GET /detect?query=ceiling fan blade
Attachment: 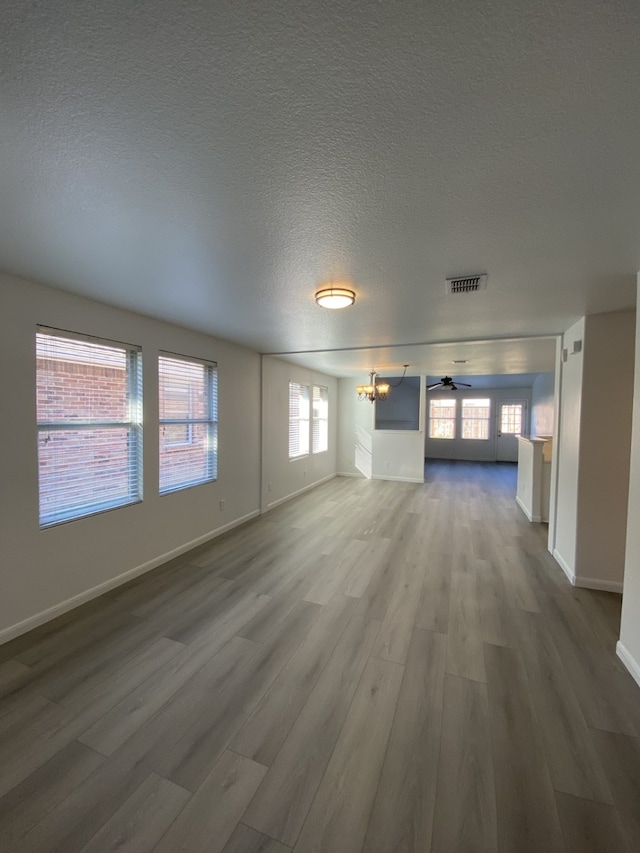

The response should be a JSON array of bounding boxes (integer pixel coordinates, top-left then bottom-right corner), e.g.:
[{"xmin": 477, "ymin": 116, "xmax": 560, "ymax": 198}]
[
  {"xmin": 456, "ymin": 382, "xmax": 473, "ymax": 387},
  {"xmin": 426, "ymin": 382, "xmax": 444, "ymax": 390}
]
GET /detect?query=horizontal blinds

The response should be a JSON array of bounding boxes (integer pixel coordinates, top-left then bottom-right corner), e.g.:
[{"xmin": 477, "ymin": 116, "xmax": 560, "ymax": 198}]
[
  {"xmin": 36, "ymin": 329, "xmax": 142, "ymax": 527},
  {"xmin": 158, "ymin": 354, "xmax": 218, "ymax": 494},
  {"xmin": 289, "ymin": 382, "xmax": 310, "ymax": 458},
  {"xmin": 312, "ymin": 385, "xmax": 328, "ymax": 454}
]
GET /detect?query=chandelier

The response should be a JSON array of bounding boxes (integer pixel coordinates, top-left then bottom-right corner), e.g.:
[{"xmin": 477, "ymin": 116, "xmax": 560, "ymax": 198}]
[
  {"xmin": 356, "ymin": 365, "xmax": 409, "ymax": 402},
  {"xmin": 356, "ymin": 369, "xmax": 390, "ymax": 402}
]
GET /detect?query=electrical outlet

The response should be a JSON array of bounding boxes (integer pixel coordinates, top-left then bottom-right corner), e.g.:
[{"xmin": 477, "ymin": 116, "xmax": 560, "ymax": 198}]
[
  {"xmin": 219, "ymin": 499, "xmax": 225, "ymax": 510},
  {"xmin": 385, "ymin": 461, "xmax": 390, "ymax": 470},
  {"xmin": 303, "ymin": 469, "xmax": 307, "ymax": 478},
  {"xmin": 268, "ymin": 482, "xmax": 272, "ymax": 492}
]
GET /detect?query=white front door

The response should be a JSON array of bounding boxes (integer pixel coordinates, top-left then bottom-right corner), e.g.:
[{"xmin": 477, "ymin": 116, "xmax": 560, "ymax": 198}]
[{"xmin": 496, "ymin": 401, "xmax": 527, "ymax": 462}]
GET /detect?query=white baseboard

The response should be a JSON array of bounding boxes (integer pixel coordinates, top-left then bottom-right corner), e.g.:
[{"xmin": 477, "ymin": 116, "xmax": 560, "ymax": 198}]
[
  {"xmin": 515, "ymin": 495, "xmax": 541, "ymax": 522},
  {"xmin": 336, "ymin": 471, "xmax": 365, "ymax": 478},
  {"xmin": 551, "ymin": 550, "xmax": 623, "ymax": 592},
  {"xmin": 616, "ymin": 641, "xmax": 640, "ymax": 689},
  {"xmin": 574, "ymin": 577, "xmax": 624, "ymax": 593},
  {"xmin": 0, "ymin": 509, "xmax": 260, "ymax": 646},
  {"xmin": 265, "ymin": 473, "xmax": 337, "ymax": 511},
  {"xmin": 371, "ymin": 474, "xmax": 425, "ymax": 483},
  {"xmin": 553, "ymin": 548, "xmax": 576, "ymax": 585}
]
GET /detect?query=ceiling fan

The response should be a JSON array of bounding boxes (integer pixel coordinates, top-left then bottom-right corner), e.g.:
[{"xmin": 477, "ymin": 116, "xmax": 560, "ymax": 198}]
[{"xmin": 427, "ymin": 376, "xmax": 473, "ymax": 391}]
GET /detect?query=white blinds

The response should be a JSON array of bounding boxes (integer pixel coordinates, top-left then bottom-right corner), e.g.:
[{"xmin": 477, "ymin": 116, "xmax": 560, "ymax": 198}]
[
  {"xmin": 312, "ymin": 385, "xmax": 328, "ymax": 454},
  {"xmin": 158, "ymin": 354, "xmax": 218, "ymax": 494},
  {"xmin": 289, "ymin": 382, "xmax": 310, "ymax": 458},
  {"xmin": 36, "ymin": 328, "xmax": 143, "ymax": 527}
]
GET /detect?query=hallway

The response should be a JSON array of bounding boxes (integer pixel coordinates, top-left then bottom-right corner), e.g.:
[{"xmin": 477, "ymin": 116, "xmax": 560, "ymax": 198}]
[{"xmin": 0, "ymin": 462, "xmax": 639, "ymax": 852}]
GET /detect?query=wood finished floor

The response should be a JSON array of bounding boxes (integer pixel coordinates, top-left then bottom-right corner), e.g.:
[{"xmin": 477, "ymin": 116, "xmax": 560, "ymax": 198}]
[{"xmin": 1, "ymin": 460, "xmax": 639, "ymax": 852}]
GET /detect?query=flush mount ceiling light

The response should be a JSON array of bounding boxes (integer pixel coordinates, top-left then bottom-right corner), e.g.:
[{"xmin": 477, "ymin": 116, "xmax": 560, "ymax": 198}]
[{"xmin": 314, "ymin": 287, "xmax": 356, "ymax": 309}]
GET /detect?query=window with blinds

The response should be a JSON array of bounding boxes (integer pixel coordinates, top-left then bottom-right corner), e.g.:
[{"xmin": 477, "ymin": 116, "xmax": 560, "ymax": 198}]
[
  {"xmin": 462, "ymin": 398, "xmax": 491, "ymax": 439},
  {"xmin": 159, "ymin": 354, "xmax": 218, "ymax": 494},
  {"xmin": 36, "ymin": 327, "xmax": 143, "ymax": 528},
  {"xmin": 429, "ymin": 399, "xmax": 456, "ymax": 439},
  {"xmin": 312, "ymin": 385, "xmax": 329, "ymax": 454},
  {"xmin": 289, "ymin": 382, "xmax": 310, "ymax": 458}
]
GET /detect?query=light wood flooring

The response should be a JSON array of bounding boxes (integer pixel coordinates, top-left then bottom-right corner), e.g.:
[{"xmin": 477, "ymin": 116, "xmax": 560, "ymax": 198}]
[{"xmin": 1, "ymin": 460, "xmax": 640, "ymax": 852}]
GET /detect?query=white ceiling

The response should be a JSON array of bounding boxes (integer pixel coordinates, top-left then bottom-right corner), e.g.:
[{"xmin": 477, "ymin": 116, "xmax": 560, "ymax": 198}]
[
  {"xmin": 276, "ymin": 335, "xmax": 557, "ymax": 379},
  {"xmin": 1, "ymin": 1, "xmax": 639, "ymax": 376}
]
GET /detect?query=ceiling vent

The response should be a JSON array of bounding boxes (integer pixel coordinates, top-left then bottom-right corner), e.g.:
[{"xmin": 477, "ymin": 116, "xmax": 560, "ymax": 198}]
[{"xmin": 446, "ymin": 274, "xmax": 487, "ymax": 294}]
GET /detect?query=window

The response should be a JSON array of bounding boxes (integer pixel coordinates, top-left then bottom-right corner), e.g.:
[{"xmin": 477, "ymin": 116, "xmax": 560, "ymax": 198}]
[
  {"xmin": 312, "ymin": 385, "xmax": 329, "ymax": 453},
  {"xmin": 429, "ymin": 399, "xmax": 456, "ymax": 439},
  {"xmin": 159, "ymin": 354, "xmax": 218, "ymax": 494},
  {"xmin": 289, "ymin": 382, "xmax": 310, "ymax": 458},
  {"xmin": 36, "ymin": 328, "xmax": 142, "ymax": 527},
  {"xmin": 500, "ymin": 403, "xmax": 524, "ymax": 435},
  {"xmin": 462, "ymin": 398, "xmax": 491, "ymax": 439}
]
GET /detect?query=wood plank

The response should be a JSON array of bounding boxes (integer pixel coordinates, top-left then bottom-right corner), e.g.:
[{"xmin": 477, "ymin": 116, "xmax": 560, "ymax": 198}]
[
  {"xmin": 540, "ymin": 590, "xmax": 640, "ymax": 736},
  {"xmin": 292, "ymin": 655, "xmax": 404, "ymax": 853},
  {"xmin": 555, "ymin": 791, "xmax": 630, "ymax": 853},
  {"xmin": 339, "ymin": 537, "xmax": 392, "ymax": 598},
  {"xmin": 60, "ymin": 636, "xmax": 183, "ymax": 712},
  {"xmin": 0, "ymin": 696, "xmax": 99, "ymax": 800},
  {"xmin": 430, "ymin": 675, "xmax": 497, "ymax": 853},
  {"xmin": 238, "ymin": 562, "xmax": 322, "ymax": 643},
  {"xmin": 415, "ymin": 554, "xmax": 451, "ymax": 635},
  {"xmin": 303, "ymin": 539, "xmax": 368, "ymax": 605},
  {"xmin": 495, "ymin": 544, "xmax": 540, "ymax": 613},
  {"xmin": 445, "ymin": 570, "xmax": 486, "ymax": 683},
  {"xmin": 484, "ymin": 642, "xmax": 565, "ymax": 853},
  {"xmin": 363, "ymin": 628, "xmax": 446, "ymax": 853},
  {"xmin": 153, "ymin": 751, "xmax": 266, "ymax": 853},
  {"xmin": 78, "ymin": 630, "xmax": 261, "ymax": 756},
  {"xmin": 475, "ymin": 558, "xmax": 517, "ymax": 648},
  {"xmin": 0, "ymin": 659, "xmax": 33, "ymax": 700},
  {"xmin": 371, "ymin": 556, "xmax": 424, "ymax": 664},
  {"xmin": 222, "ymin": 824, "xmax": 291, "ymax": 853},
  {"xmin": 242, "ymin": 617, "xmax": 380, "ymax": 847},
  {"xmin": 17, "ymin": 751, "xmax": 152, "ymax": 852},
  {"xmin": 591, "ymin": 729, "xmax": 640, "ymax": 851},
  {"xmin": 0, "ymin": 740, "xmax": 104, "ymax": 849},
  {"xmin": 231, "ymin": 594, "xmax": 356, "ymax": 765},
  {"xmin": 80, "ymin": 772, "xmax": 190, "ymax": 853},
  {"xmin": 514, "ymin": 610, "xmax": 613, "ymax": 803},
  {"xmin": 102, "ymin": 635, "xmax": 259, "ymax": 771},
  {"xmin": 156, "ymin": 600, "xmax": 322, "ymax": 792}
]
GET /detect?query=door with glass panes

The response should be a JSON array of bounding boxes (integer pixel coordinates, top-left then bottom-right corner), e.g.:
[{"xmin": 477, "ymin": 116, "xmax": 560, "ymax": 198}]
[{"xmin": 496, "ymin": 401, "xmax": 527, "ymax": 461}]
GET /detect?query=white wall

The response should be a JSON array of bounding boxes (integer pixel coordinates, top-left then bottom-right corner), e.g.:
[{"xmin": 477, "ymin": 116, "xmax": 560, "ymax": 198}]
[
  {"xmin": 424, "ymin": 387, "xmax": 532, "ymax": 461},
  {"xmin": 261, "ymin": 356, "xmax": 338, "ymax": 510},
  {"xmin": 0, "ymin": 273, "xmax": 262, "ymax": 641},
  {"xmin": 337, "ymin": 378, "xmax": 375, "ymax": 477},
  {"xmin": 553, "ymin": 318, "xmax": 585, "ymax": 578},
  {"xmin": 531, "ymin": 372, "xmax": 555, "ymax": 435},
  {"xmin": 337, "ymin": 377, "xmax": 425, "ymax": 482},
  {"xmin": 575, "ymin": 311, "xmax": 635, "ymax": 589},
  {"xmin": 620, "ymin": 278, "xmax": 640, "ymax": 686},
  {"xmin": 553, "ymin": 312, "xmax": 635, "ymax": 591}
]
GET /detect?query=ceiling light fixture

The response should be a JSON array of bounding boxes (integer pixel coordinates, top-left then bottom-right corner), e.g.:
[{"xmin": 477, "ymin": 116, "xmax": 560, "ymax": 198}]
[
  {"xmin": 315, "ymin": 287, "xmax": 356, "ymax": 309},
  {"xmin": 356, "ymin": 365, "xmax": 409, "ymax": 403}
]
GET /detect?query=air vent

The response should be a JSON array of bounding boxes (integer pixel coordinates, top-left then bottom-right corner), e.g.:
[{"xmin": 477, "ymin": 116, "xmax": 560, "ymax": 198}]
[{"xmin": 446, "ymin": 274, "xmax": 487, "ymax": 294}]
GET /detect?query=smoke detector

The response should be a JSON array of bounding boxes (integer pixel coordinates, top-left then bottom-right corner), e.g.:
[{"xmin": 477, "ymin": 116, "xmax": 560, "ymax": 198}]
[{"xmin": 445, "ymin": 274, "xmax": 487, "ymax": 294}]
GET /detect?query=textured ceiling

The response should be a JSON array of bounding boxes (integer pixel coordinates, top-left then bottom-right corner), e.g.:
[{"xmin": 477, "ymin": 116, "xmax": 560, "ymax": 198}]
[{"xmin": 1, "ymin": 1, "xmax": 639, "ymax": 375}]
